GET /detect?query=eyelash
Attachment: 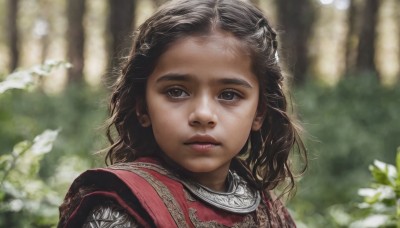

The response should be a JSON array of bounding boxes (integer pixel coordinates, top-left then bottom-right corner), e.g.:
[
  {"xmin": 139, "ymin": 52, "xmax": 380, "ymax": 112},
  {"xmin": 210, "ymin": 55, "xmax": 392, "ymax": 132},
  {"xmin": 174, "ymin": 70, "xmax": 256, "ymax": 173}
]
[
  {"xmin": 164, "ymin": 87, "xmax": 243, "ymax": 102},
  {"xmin": 218, "ymin": 89, "xmax": 243, "ymax": 101},
  {"xmin": 165, "ymin": 87, "xmax": 189, "ymax": 99}
]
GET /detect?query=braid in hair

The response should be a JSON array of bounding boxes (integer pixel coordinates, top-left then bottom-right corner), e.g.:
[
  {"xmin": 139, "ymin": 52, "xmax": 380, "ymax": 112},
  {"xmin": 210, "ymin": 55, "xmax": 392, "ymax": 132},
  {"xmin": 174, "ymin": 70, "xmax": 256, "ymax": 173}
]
[{"xmin": 255, "ymin": 17, "xmax": 278, "ymax": 59}]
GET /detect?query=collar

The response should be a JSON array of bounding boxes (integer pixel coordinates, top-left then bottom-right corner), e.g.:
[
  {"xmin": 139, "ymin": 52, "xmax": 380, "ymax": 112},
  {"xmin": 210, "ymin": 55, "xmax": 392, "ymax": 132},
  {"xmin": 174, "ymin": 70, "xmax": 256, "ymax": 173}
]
[{"xmin": 112, "ymin": 159, "xmax": 261, "ymax": 214}]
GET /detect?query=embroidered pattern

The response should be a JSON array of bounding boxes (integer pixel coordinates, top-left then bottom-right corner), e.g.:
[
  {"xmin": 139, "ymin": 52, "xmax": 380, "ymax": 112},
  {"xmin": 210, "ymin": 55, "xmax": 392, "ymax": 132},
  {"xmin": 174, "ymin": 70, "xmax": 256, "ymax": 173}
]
[
  {"xmin": 82, "ymin": 201, "xmax": 140, "ymax": 228},
  {"xmin": 108, "ymin": 161, "xmax": 295, "ymax": 227},
  {"xmin": 181, "ymin": 174, "xmax": 260, "ymax": 214},
  {"xmin": 255, "ymin": 201, "xmax": 269, "ymax": 227},
  {"xmin": 188, "ymin": 208, "xmax": 258, "ymax": 228},
  {"xmin": 109, "ymin": 164, "xmax": 189, "ymax": 228},
  {"xmin": 127, "ymin": 162, "xmax": 171, "ymax": 176},
  {"xmin": 183, "ymin": 189, "xmax": 197, "ymax": 202},
  {"xmin": 116, "ymin": 162, "xmax": 261, "ymax": 214}
]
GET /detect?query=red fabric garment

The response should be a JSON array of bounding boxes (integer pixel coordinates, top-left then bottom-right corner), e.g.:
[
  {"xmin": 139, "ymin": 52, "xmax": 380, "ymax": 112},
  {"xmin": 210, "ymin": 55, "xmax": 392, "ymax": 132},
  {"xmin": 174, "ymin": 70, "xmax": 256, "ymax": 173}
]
[{"xmin": 58, "ymin": 157, "xmax": 296, "ymax": 227}]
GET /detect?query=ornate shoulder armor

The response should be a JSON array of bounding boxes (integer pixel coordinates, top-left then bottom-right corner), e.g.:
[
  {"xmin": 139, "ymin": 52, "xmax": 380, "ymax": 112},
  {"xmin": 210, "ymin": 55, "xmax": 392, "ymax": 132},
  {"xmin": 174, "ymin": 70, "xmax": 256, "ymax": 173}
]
[{"xmin": 82, "ymin": 201, "xmax": 140, "ymax": 228}]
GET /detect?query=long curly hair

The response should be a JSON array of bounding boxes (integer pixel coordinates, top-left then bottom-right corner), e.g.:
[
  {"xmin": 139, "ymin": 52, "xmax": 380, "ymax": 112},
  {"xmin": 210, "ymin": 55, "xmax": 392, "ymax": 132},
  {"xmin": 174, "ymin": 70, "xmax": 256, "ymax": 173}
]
[{"xmin": 105, "ymin": 0, "xmax": 307, "ymax": 194}]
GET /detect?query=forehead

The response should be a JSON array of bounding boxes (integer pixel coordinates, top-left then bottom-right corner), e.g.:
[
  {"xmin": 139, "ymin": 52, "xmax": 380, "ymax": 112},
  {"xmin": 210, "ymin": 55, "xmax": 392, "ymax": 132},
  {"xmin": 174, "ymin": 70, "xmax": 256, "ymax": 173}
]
[
  {"xmin": 169, "ymin": 30, "xmax": 250, "ymax": 60},
  {"xmin": 148, "ymin": 30, "xmax": 256, "ymax": 83}
]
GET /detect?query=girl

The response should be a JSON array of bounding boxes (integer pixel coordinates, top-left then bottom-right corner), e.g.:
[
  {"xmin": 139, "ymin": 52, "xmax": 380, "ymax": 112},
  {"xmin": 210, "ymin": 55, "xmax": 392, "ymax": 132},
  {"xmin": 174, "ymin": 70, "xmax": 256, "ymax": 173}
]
[{"xmin": 58, "ymin": 0, "xmax": 307, "ymax": 227}]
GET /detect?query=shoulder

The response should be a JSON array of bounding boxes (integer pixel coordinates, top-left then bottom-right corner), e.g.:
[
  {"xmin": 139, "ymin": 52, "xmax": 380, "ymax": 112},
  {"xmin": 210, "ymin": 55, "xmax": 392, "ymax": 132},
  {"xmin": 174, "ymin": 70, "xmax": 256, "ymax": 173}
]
[
  {"xmin": 58, "ymin": 158, "xmax": 171, "ymax": 228},
  {"xmin": 82, "ymin": 200, "xmax": 141, "ymax": 228},
  {"xmin": 64, "ymin": 157, "xmax": 165, "ymax": 199}
]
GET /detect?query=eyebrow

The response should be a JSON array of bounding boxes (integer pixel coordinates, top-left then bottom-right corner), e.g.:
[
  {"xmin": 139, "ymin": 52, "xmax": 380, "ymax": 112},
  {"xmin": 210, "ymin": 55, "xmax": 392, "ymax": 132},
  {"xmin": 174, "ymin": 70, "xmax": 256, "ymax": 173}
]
[
  {"xmin": 217, "ymin": 78, "xmax": 253, "ymax": 88},
  {"xmin": 155, "ymin": 73, "xmax": 253, "ymax": 88},
  {"xmin": 156, "ymin": 74, "xmax": 190, "ymax": 83}
]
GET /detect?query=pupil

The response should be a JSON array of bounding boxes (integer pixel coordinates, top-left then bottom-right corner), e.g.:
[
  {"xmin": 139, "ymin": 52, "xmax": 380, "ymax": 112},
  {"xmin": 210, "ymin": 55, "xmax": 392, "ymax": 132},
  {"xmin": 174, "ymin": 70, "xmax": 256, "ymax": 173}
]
[
  {"xmin": 222, "ymin": 92, "xmax": 234, "ymax": 100},
  {"xmin": 171, "ymin": 89, "xmax": 182, "ymax": 97}
]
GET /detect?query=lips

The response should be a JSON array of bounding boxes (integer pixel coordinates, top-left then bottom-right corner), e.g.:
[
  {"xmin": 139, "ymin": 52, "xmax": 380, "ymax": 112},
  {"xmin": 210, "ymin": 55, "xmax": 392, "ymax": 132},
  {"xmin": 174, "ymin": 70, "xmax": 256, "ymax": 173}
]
[
  {"xmin": 184, "ymin": 135, "xmax": 221, "ymax": 145},
  {"xmin": 184, "ymin": 135, "xmax": 221, "ymax": 152}
]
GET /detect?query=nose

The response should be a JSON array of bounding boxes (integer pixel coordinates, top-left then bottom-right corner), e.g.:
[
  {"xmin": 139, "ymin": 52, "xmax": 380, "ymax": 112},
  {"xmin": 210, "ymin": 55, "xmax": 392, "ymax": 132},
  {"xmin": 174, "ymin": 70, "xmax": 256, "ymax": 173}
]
[{"xmin": 188, "ymin": 96, "xmax": 217, "ymax": 128}]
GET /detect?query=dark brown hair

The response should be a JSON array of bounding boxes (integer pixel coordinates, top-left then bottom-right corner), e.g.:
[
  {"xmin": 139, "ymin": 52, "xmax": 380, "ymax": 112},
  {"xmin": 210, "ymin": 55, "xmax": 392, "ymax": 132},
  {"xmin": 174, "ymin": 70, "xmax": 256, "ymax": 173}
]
[{"xmin": 106, "ymin": 0, "xmax": 307, "ymax": 194}]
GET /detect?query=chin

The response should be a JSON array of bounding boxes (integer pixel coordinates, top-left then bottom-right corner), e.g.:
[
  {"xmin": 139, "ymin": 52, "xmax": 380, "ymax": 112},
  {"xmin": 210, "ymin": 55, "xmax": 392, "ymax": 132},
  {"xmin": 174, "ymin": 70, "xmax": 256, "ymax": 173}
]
[
  {"xmin": 182, "ymin": 162, "xmax": 219, "ymax": 174},
  {"xmin": 186, "ymin": 167, "xmax": 214, "ymax": 173}
]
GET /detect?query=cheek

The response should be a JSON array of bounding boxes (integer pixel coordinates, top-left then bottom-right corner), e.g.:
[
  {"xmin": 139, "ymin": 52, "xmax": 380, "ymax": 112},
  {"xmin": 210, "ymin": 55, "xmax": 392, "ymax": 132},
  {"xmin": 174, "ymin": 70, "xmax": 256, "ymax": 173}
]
[
  {"xmin": 222, "ymin": 106, "xmax": 257, "ymax": 139},
  {"xmin": 229, "ymin": 98, "xmax": 259, "ymax": 123},
  {"xmin": 147, "ymin": 102, "xmax": 183, "ymax": 135},
  {"xmin": 148, "ymin": 113, "xmax": 177, "ymax": 149}
]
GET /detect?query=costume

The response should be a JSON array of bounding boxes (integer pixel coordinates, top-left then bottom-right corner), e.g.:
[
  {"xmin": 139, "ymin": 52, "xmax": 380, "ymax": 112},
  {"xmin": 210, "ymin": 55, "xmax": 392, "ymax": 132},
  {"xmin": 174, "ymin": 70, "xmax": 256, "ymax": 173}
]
[{"xmin": 58, "ymin": 157, "xmax": 296, "ymax": 227}]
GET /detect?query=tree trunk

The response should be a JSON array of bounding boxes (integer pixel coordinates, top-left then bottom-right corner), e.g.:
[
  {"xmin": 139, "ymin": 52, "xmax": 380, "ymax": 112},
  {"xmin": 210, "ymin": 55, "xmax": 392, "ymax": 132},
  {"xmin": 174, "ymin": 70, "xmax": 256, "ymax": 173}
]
[
  {"xmin": 67, "ymin": 0, "xmax": 86, "ymax": 84},
  {"xmin": 107, "ymin": 0, "xmax": 135, "ymax": 73},
  {"xmin": 275, "ymin": 0, "xmax": 315, "ymax": 85},
  {"xmin": 8, "ymin": 0, "xmax": 19, "ymax": 72},
  {"xmin": 344, "ymin": 0, "xmax": 359, "ymax": 75},
  {"xmin": 38, "ymin": 0, "xmax": 51, "ymax": 63},
  {"xmin": 355, "ymin": 0, "xmax": 381, "ymax": 77},
  {"xmin": 398, "ymin": 1, "xmax": 400, "ymax": 81}
]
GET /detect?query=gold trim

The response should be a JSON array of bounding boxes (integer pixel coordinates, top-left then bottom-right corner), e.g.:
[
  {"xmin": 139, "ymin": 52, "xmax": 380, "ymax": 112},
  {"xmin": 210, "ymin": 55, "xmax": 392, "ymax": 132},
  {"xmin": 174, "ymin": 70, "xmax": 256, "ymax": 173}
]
[
  {"xmin": 109, "ymin": 163, "xmax": 189, "ymax": 228},
  {"xmin": 118, "ymin": 162, "xmax": 261, "ymax": 214},
  {"xmin": 188, "ymin": 208, "xmax": 258, "ymax": 228}
]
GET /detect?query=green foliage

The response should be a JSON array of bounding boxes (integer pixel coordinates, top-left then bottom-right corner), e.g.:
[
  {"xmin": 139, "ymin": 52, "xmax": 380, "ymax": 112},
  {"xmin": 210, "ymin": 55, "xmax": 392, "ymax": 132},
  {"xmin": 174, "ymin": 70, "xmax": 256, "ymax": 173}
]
[
  {"xmin": 350, "ymin": 148, "xmax": 400, "ymax": 227},
  {"xmin": 0, "ymin": 72, "xmax": 108, "ymax": 173},
  {"xmin": 290, "ymin": 76, "xmax": 400, "ymax": 227},
  {"xmin": 0, "ymin": 128, "xmax": 92, "ymax": 227},
  {"xmin": 0, "ymin": 62, "xmax": 100, "ymax": 227},
  {"xmin": 313, "ymin": 148, "xmax": 400, "ymax": 227},
  {"xmin": 0, "ymin": 60, "xmax": 71, "ymax": 93},
  {"xmin": 0, "ymin": 130, "xmax": 60, "ymax": 227}
]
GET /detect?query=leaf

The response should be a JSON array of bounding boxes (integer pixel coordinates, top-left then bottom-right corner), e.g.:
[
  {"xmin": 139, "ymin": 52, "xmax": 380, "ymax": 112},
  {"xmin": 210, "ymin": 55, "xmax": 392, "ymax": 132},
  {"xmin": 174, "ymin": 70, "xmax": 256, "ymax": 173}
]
[
  {"xmin": 358, "ymin": 188, "xmax": 377, "ymax": 198},
  {"xmin": 30, "ymin": 129, "xmax": 60, "ymax": 155},
  {"xmin": 1, "ymin": 181, "xmax": 25, "ymax": 198},
  {"xmin": 0, "ymin": 60, "xmax": 71, "ymax": 94},
  {"xmin": 375, "ymin": 186, "xmax": 396, "ymax": 201},
  {"xmin": 373, "ymin": 160, "xmax": 387, "ymax": 171},
  {"xmin": 30, "ymin": 60, "xmax": 71, "ymax": 77},
  {"xmin": 350, "ymin": 214, "xmax": 389, "ymax": 228},
  {"xmin": 328, "ymin": 204, "xmax": 352, "ymax": 225},
  {"xmin": 12, "ymin": 141, "xmax": 31, "ymax": 157},
  {"xmin": 370, "ymin": 161, "xmax": 393, "ymax": 186},
  {"xmin": 8, "ymin": 199, "xmax": 24, "ymax": 212},
  {"xmin": 364, "ymin": 191, "xmax": 381, "ymax": 204},
  {"xmin": 0, "ymin": 71, "xmax": 34, "ymax": 93},
  {"xmin": 0, "ymin": 154, "xmax": 13, "ymax": 172}
]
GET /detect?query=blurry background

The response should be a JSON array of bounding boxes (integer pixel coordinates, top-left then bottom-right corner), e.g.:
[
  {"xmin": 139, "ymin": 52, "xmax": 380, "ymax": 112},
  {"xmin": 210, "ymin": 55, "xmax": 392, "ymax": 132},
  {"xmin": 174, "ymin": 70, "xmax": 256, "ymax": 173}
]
[{"xmin": 0, "ymin": 0, "xmax": 399, "ymax": 227}]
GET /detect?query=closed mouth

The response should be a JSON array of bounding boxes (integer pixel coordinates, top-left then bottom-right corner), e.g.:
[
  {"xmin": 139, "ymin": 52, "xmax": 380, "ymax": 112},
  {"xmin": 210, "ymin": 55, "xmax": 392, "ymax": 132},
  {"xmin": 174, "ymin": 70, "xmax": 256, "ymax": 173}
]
[{"xmin": 184, "ymin": 135, "xmax": 221, "ymax": 146}]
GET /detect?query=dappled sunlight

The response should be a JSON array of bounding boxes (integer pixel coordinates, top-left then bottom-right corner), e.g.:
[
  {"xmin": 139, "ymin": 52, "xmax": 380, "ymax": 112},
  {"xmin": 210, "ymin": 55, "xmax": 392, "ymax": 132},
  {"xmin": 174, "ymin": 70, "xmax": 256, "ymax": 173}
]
[
  {"xmin": 377, "ymin": 0, "xmax": 400, "ymax": 86},
  {"xmin": 84, "ymin": 1, "xmax": 107, "ymax": 87},
  {"xmin": 3, "ymin": 0, "xmax": 399, "ymax": 88}
]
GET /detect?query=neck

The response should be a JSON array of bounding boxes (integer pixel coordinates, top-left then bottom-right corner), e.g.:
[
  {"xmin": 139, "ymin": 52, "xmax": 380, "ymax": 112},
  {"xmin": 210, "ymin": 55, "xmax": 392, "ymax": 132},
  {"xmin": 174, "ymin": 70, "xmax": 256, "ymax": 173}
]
[
  {"xmin": 159, "ymin": 155, "xmax": 231, "ymax": 192},
  {"xmin": 189, "ymin": 169, "xmax": 229, "ymax": 192}
]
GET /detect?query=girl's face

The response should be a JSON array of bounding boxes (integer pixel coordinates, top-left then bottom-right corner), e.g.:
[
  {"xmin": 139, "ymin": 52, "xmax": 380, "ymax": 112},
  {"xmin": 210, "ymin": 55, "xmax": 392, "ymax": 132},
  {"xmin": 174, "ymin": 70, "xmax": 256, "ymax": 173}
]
[{"xmin": 144, "ymin": 31, "xmax": 263, "ymax": 187}]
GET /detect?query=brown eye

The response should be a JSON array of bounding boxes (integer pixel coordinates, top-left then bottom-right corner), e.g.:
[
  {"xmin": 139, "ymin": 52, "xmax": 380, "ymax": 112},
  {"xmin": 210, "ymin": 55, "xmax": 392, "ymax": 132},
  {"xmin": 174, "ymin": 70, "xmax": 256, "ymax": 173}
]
[
  {"xmin": 219, "ymin": 91, "xmax": 238, "ymax": 100},
  {"xmin": 167, "ymin": 88, "xmax": 189, "ymax": 98}
]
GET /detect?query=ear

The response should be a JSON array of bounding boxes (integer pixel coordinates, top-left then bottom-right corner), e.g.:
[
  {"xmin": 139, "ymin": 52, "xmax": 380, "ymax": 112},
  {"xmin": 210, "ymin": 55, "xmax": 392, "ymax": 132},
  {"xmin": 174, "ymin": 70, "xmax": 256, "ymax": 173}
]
[
  {"xmin": 251, "ymin": 108, "xmax": 266, "ymax": 131},
  {"xmin": 135, "ymin": 98, "xmax": 151, "ymax": 127},
  {"xmin": 138, "ymin": 114, "xmax": 151, "ymax": 127}
]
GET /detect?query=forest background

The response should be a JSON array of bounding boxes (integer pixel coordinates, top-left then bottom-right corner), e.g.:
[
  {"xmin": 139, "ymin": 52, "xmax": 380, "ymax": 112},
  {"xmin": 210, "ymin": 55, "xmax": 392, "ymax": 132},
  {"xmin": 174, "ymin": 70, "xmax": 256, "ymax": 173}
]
[{"xmin": 0, "ymin": 0, "xmax": 399, "ymax": 227}]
